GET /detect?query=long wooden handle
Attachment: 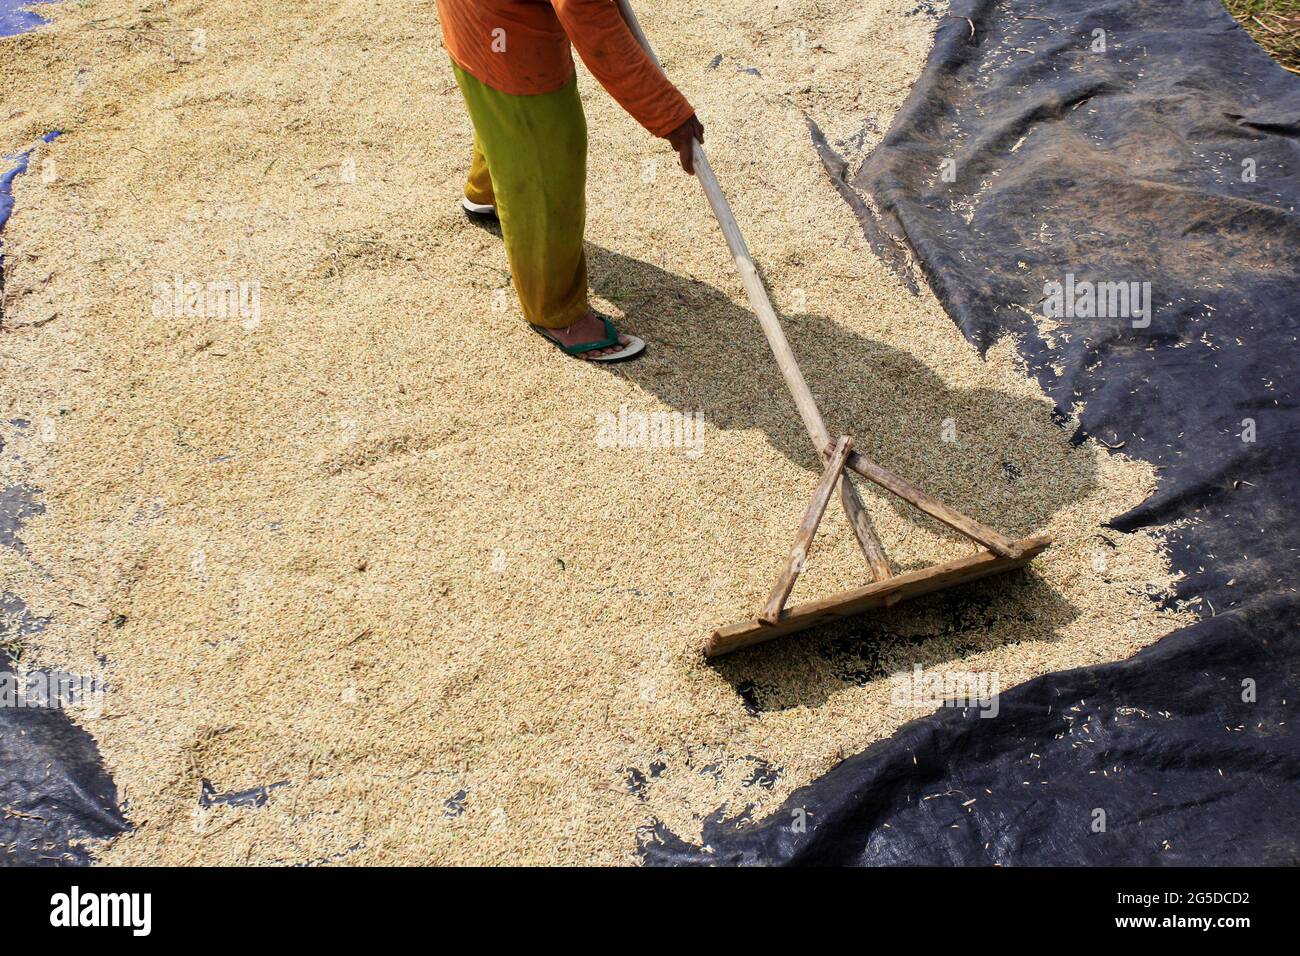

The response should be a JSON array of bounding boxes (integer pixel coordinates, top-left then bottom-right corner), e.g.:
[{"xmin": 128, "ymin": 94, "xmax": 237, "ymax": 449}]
[
  {"xmin": 617, "ymin": 1, "xmax": 892, "ymax": 582},
  {"xmin": 614, "ymin": 0, "xmax": 831, "ymax": 451}
]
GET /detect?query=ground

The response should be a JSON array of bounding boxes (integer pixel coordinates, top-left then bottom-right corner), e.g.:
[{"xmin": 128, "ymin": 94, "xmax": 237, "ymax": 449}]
[{"xmin": 1, "ymin": 0, "xmax": 1189, "ymax": 864}]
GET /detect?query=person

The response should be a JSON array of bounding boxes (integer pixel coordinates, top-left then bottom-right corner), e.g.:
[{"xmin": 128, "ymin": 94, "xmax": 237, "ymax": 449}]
[{"xmin": 436, "ymin": 0, "xmax": 704, "ymax": 361}]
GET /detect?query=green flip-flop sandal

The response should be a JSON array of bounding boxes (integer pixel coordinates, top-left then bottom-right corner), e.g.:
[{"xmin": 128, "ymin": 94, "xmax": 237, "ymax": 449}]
[{"xmin": 533, "ymin": 314, "xmax": 646, "ymax": 363}]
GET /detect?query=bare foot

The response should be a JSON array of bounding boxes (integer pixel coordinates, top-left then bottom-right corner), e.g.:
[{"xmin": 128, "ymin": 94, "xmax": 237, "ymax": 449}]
[{"xmin": 537, "ymin": 310, "xmax": 634, "ymax": 359}]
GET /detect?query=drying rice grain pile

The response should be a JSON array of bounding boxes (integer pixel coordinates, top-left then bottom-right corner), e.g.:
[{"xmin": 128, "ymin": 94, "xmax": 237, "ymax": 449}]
[{"xmin": 1, "ymin": 0, "xmax": 1189, "ymax": 864}]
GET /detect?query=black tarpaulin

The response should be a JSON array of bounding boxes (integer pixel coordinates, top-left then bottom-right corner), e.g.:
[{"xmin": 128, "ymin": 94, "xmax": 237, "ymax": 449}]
[
  {"xmin": 643, "ymin": 0, "xmax": 1300, "ymax": 865},
  {"xmin": 1, "ymin": 458, "xmax": 127, "ymax": 865}
]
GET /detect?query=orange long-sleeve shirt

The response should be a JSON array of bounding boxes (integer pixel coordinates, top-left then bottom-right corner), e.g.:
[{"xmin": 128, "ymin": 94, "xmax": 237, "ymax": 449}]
[{"xmin": 435, "ymin": 0, "xmax": 695, "ymax": 138}]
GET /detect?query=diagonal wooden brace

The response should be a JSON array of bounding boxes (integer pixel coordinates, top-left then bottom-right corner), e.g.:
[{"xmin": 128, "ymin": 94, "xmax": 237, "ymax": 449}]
[
  {"xmin": 761, "ymin": 436, "xmax": 854, "ymax": 623},
  {"xmin": 828, "ymin": 443, "xmax": 1021, "ymax": 559}
]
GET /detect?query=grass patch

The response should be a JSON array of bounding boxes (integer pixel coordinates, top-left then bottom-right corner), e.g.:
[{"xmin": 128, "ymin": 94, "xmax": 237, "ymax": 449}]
[{"xmin": 1224, "ymin": 0, "xmax": 1300, "ymax": 73}]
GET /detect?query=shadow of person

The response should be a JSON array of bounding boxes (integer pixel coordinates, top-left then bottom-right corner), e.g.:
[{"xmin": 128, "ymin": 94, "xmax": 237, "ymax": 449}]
[{"xmin": 585, "ymin": 244, "xmax": 1089, "ymax": 709}]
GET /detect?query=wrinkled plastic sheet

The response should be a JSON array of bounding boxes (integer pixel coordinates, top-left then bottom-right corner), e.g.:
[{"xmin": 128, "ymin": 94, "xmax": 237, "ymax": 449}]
[
  {"xmin": 643, "ymin": 0, "xmax": 1300, "ymax": 865},
  {"xmin": 0, "ymin": 0, "xmax": 54, "ymax": 39},
  {"xmin": 1, "ymin": 456, "xmax": 127, "ymax": 865}
]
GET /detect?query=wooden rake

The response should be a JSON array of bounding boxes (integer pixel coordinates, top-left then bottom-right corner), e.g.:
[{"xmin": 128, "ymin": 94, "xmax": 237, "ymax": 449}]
[{"xmin": 616, "ymin": 0, "xmax": 1051, "ymax": 658}]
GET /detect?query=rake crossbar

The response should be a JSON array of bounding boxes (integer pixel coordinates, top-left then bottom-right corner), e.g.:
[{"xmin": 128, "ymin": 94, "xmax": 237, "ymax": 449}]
[
  {"xmin": 616, "ymin": 0, "xmax": 1052, "ymax": 658},
  {"xmin": 707, "ymin": 536, "xmax": 1052, "ymax": 657}
]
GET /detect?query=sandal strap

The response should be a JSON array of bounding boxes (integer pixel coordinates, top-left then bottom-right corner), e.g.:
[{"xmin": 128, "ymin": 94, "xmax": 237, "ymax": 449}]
[{"xmin": 542, "ymin": 315, "xmax": 620, "ymax": 355}]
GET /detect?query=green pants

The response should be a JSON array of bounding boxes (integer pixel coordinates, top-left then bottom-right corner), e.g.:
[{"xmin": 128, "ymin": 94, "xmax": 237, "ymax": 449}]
[{"xmin": 452, "ymin": 61, "xmax": 590, "ymax": 330}]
